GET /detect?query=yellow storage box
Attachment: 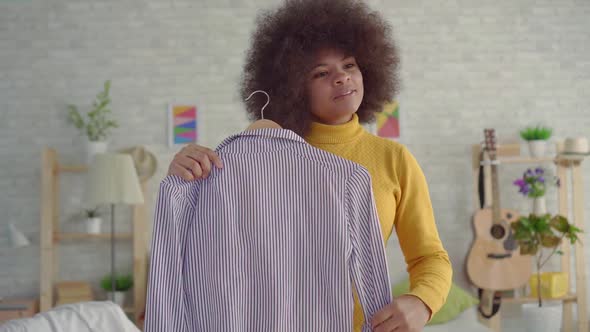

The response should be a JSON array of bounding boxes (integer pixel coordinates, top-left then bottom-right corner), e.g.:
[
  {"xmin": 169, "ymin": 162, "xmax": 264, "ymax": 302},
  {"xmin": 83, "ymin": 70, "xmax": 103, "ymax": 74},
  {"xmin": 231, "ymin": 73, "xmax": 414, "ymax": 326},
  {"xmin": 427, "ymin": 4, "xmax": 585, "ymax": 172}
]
[{"xmin": 529, "ymin": 272, "xmax": 568, "ymax": 299}]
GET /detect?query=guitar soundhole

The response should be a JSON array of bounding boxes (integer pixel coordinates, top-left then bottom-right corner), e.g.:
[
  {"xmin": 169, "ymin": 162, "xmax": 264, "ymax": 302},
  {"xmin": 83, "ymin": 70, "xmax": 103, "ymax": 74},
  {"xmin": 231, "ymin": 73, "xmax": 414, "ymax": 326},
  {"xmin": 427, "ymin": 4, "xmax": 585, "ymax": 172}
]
[{"xmin": 490, "ymin": 225, "xmax": 506, "ymax": 239}]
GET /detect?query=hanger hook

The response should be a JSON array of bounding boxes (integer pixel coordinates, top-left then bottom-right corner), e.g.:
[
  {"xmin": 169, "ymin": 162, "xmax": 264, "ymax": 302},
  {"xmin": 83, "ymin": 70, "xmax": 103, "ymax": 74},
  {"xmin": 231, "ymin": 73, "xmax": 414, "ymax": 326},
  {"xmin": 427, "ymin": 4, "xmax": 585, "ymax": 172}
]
[{"xmin": 245, "ymin": 90, "xmax": 270, "ymax": 120}]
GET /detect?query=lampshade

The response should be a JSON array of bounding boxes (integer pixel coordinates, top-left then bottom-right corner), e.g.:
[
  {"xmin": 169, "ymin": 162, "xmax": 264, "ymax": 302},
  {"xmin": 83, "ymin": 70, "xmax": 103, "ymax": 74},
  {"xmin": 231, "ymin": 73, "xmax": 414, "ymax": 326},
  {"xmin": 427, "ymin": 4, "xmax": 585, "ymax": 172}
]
[{"xmin": 85, "ymin": 153, "xmax": 145, "ymax": 206}]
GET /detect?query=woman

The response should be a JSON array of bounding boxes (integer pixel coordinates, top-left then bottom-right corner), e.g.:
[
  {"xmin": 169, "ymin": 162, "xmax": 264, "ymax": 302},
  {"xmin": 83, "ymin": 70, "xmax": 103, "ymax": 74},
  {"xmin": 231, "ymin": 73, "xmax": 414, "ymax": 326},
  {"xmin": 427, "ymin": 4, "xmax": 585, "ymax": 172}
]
[{"xmin": 167, "ymin": 1, "xmax": 452, "ymax": 331}]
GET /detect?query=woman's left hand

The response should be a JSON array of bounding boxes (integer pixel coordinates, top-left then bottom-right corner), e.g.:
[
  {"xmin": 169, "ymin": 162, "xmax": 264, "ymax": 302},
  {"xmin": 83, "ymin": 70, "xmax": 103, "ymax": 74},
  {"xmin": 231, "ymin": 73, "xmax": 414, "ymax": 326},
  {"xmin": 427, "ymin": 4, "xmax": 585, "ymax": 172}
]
[{"xmin": 371, "ymin": 295, "xmax": 431, "ymax": 332}]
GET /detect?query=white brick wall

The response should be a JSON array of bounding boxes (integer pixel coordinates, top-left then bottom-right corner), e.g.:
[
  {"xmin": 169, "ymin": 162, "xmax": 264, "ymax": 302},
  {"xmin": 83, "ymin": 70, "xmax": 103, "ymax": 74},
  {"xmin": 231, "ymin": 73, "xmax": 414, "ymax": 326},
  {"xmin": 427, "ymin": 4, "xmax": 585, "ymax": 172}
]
[{"xmin": 1, "ymin": 0, "xmax": 589, "ymax": 328}]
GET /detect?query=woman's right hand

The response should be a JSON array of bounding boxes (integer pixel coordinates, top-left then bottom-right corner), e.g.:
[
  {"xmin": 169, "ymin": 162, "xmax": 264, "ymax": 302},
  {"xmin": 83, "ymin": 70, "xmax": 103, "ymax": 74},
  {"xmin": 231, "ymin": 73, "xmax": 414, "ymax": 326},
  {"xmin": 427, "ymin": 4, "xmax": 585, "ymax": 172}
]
[{"xmin": 167, "ymin": 144, "xmax": 223, "ymax": 180}]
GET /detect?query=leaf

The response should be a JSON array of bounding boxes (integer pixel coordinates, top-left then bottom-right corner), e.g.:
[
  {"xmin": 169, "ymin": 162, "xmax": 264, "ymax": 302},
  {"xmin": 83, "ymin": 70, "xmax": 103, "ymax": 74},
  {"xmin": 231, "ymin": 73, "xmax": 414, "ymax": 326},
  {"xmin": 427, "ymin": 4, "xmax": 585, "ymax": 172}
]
[
  {"xmin": 540, "ymin": 234, "xmax": 561, "ymax": 248},
  {"xmin": 517, "ymin": 216, "xmax": 535, "ymax": 232},
  {"xmin": 520, "ymin": 242, "xmax": 538, "ymax": 255},
  {"xmin": 520, "ymin": 217, "xmax": 531, "ymax": 228},
  {"xmin": 533, "ymin": 217, "xmax": 551, "ymax": 233},
  {"xmin": 515, "ymin": 233, "xmax": 532, "ymax": 242},
  {"xmin": 569, "ymin": 224, "xmax": 583, "ymax": 233},
  {"xmin": 67, "ymin": 105, "xmax": 85, "ymax": 130},
  {"xmin": 556, "ymin": 250, "xmax": 564, "ymax": 255},
  {"xmin": 566, "ymin": 233, "xmax": 579, "ymax": 245},
  {"xmin": 550, "ymin": 215, "xmax": 569, "ymax": 233}
]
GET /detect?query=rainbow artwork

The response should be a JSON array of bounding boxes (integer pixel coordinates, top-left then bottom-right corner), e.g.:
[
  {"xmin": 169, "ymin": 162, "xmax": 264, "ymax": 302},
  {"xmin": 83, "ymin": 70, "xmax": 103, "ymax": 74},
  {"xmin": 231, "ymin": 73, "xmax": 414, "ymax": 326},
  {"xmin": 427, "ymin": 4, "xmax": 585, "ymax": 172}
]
[
  {"xmin": 376, "ymin": 101, "xmax": 400, "ymax": 139},
  {"xmin": 168, "ymin": 103, "xmax": 198, "ymax": 146}
]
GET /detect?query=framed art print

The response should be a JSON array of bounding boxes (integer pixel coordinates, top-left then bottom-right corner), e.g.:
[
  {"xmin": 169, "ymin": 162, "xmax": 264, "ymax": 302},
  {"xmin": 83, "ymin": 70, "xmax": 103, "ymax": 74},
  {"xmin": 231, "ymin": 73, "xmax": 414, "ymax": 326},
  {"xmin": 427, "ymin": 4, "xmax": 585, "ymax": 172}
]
[
  {"xmin": 168, "ymin": 102, "xmax": 198, "ymax": 147},
  {"xmin": 375, "ymin": 100, "xmax": 400, "ymax": 140}
]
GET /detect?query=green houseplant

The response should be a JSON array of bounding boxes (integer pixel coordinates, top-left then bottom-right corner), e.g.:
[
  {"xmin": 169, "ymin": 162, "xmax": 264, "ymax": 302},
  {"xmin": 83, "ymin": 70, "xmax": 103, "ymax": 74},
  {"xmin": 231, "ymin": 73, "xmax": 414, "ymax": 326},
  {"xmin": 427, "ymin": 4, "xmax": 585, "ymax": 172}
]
[
  {"xmin": 519, "ymin": 125, "xmax": 552, "ymax": 158},
  {"xmin": 101, "ymin": 273, "xmax": 133, "ymax": 306},
  {"xmin": 520, "ymin": 126, "xmax": 553, "ymax": 141},
  {"xmin": 511, "ymin": 213, "xmax": 582, "ymax": 306},
  {"xmin": 67, "ymin": 80, "xmax": 119, "ymax": 162}
]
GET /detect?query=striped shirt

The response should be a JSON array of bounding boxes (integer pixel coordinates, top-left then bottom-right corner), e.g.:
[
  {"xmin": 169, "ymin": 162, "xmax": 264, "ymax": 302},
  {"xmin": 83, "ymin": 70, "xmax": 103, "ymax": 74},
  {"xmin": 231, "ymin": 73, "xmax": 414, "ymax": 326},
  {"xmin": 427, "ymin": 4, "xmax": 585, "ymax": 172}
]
[{"xmin": 145, "ymin": 128, "xmax": 391, "ymax": 332}]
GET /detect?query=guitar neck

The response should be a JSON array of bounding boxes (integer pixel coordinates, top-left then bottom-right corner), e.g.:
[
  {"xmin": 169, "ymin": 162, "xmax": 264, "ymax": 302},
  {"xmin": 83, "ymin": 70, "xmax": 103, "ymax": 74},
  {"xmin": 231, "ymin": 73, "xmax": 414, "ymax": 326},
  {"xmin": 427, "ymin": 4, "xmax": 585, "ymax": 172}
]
[{"xmin": 490, "ymin": 157, "xmax": 502, "ymax": 225}]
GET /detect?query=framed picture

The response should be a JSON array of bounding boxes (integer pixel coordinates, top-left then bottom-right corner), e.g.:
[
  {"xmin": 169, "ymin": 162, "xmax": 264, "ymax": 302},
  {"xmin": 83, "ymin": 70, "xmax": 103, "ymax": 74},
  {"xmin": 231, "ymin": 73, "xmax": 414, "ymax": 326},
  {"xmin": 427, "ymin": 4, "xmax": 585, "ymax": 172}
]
[
  {"xmin": 168, "ymin": 102, "xmax": 198, "ymax": 147},
  {"xmin": 374, "ymin": 100, "xmax": 400, "ymax": 140}
]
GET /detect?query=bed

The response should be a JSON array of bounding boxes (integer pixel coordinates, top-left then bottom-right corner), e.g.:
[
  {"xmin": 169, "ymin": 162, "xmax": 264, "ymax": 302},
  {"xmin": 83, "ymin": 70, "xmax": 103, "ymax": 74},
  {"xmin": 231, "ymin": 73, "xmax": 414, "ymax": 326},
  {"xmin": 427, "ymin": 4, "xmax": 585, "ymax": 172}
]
[{"xmin": 0, "ymin": 301, "xmax": 140, "ymax": 332}]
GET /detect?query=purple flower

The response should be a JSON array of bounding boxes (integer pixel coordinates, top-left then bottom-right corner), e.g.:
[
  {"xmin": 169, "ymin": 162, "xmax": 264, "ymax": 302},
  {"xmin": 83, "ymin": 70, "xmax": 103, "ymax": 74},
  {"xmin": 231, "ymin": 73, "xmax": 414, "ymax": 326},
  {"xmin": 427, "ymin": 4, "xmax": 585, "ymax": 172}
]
[
  {"xmin": 519, "ymin": 184, "xmax": 531, "ymax": 195},
  {"xmin": 515, "ymin": 182, "xmax": 531, "ymax": 195},
  {"xmin": 514, "ymin": 168, "xmax": 558, "ymax": 197},
  {"xmin": 513, "ymin": 179, "xmax": 526, "ymax": 187}
]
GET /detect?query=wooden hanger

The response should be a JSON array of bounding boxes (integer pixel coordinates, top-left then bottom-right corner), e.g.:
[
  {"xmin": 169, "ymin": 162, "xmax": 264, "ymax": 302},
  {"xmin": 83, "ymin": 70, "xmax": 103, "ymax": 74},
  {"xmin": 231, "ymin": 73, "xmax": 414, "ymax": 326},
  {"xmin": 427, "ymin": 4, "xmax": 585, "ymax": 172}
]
[{"xmin": 245, "ymin": 90, "xmax": 282, "ymax": 130}]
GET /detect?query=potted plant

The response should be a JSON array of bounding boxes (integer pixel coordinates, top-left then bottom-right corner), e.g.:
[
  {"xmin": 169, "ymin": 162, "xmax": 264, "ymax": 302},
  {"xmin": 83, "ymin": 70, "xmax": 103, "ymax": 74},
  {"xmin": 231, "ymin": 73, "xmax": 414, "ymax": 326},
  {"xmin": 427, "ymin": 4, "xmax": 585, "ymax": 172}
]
[
  {"xmin": 520, "ymin": 125, "xmax": 552, "ymax": 157},
  {"xmin": 100, "ymin": 273, "xmax": 133, "ymax": 307},
  {"xmin": 67, "ymin": 80, "xmax": 119, "ymax": 163},
  {"xmin": 83, "ymin": 207, "xmax": 102, "ymax": 234},
  {"xmin": 511, "ymin": 213, "xmax": 582, "ymax": 307},
  {"xmin": 513, "ymin": 167, "xmax": 560, "ymax": 215}
]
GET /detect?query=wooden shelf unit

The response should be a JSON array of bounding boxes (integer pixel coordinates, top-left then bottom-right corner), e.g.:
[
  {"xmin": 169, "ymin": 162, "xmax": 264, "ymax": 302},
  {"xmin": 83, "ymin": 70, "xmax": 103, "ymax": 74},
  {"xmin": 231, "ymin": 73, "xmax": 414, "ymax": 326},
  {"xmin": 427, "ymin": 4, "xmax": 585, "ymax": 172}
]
[
  {"xmin": 471, "ymin": 143, "xmax": 588, "ymax": 332},
  {"xmin": 40, "ymin": 147, "xmax": 148, "ymax": 329},
  {"xmin": 55, "ymin": 232, "xmax": 134, "ymax": 241},
  {"xmin": 502, "ymin": 293, "xmax": 577, "ymax": 304}
]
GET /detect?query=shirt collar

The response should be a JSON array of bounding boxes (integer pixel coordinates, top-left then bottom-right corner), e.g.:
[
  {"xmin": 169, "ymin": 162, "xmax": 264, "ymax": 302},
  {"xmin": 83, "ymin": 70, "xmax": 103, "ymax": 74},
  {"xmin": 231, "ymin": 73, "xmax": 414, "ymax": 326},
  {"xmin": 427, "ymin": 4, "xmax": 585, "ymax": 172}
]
[{"xmin": 216, "ymin": 127, "xmax": 307, "ymax": 152}]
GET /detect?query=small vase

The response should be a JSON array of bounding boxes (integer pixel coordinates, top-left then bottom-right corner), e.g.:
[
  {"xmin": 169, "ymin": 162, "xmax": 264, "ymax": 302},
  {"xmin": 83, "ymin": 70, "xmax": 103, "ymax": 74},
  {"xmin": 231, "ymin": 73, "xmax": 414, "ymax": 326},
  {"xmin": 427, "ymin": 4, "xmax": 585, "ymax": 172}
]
[
  {"xmin": 85, "ymin": 217, "xmax": 102, "ymax": 234},
  {"xmin": 528, "ymin": 140, "xmax": 547, "ymax": 158},
  {"xmin": 85, "ymin": 139, "xmax": 108, "ymax": 164},
  {"xmin": 532, "ymin": 196, "xmax": 547, "ymax": 215},
  {"xmin": 106, "ymin": 291, "xmax": 126, "ymax": 306}
]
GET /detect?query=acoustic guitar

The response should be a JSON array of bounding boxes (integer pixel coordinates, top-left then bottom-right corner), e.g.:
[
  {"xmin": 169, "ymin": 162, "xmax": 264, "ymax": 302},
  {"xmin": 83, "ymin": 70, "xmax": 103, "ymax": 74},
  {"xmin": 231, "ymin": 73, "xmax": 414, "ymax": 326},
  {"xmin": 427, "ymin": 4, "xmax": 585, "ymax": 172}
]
[{"xmin": 466, "ymin": 129, "xmax": 532, "ymax": 290}]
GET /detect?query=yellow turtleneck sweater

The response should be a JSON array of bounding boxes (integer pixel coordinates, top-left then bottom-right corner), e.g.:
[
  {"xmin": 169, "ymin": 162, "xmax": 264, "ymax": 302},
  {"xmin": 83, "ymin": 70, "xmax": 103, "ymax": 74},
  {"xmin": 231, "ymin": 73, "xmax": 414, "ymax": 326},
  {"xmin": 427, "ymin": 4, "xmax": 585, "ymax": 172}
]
[{"xmin": 305, "ymin": 114, "xmax": 452, "ymax": 331}]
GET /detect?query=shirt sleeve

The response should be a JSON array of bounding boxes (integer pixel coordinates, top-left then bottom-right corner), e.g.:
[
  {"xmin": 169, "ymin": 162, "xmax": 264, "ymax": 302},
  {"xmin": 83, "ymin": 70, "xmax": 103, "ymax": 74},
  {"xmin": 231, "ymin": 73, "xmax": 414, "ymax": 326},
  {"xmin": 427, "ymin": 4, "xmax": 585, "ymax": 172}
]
[
  {"xmin": 394, "ymin": 146, "xmax": 452, "ymax": 319},
  {"xmin": 346, "ymin": 168, "xmax": 392, "ymax": 332},
  {"xmin": 145, "ymin": 175, "xmax": 198, "ymax": 332}
]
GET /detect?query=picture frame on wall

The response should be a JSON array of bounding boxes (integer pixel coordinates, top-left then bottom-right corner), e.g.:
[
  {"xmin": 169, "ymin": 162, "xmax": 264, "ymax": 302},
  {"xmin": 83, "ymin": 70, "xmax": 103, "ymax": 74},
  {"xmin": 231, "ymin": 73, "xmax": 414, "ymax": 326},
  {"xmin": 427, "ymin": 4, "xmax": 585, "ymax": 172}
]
[
  {"xmin": 366, "ymin": 100, "xmax": 401, "ymax": 140},
  {"xmin": 168, "ymin": 102, "xmax": 199, "ymax": 147}
]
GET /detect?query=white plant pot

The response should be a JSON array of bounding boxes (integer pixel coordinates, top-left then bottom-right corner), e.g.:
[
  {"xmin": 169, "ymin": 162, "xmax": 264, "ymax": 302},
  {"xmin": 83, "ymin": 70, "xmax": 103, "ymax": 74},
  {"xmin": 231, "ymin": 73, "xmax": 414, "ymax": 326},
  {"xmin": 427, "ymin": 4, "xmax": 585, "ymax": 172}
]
[
  {"xmin": 85, "ymin": 217, "xmax": 102, "ymax": 234},
  {"xmin": 528, "ymin": 140, "xmax": 547, "ymax": 158},
  {"xmin": 106, "ymin": 291, "xmax": 127, "ymax": 307},
  {"xmin": 532, "ymin": 196, "xmax": 547, "ymax": 215},
  {"xmin": 85, "ymin": 139, "xmax": 108, "ymax": 164},
  {"xmin": 507, "ymin": 303, "xmax": 561, "ymax": 331}
]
